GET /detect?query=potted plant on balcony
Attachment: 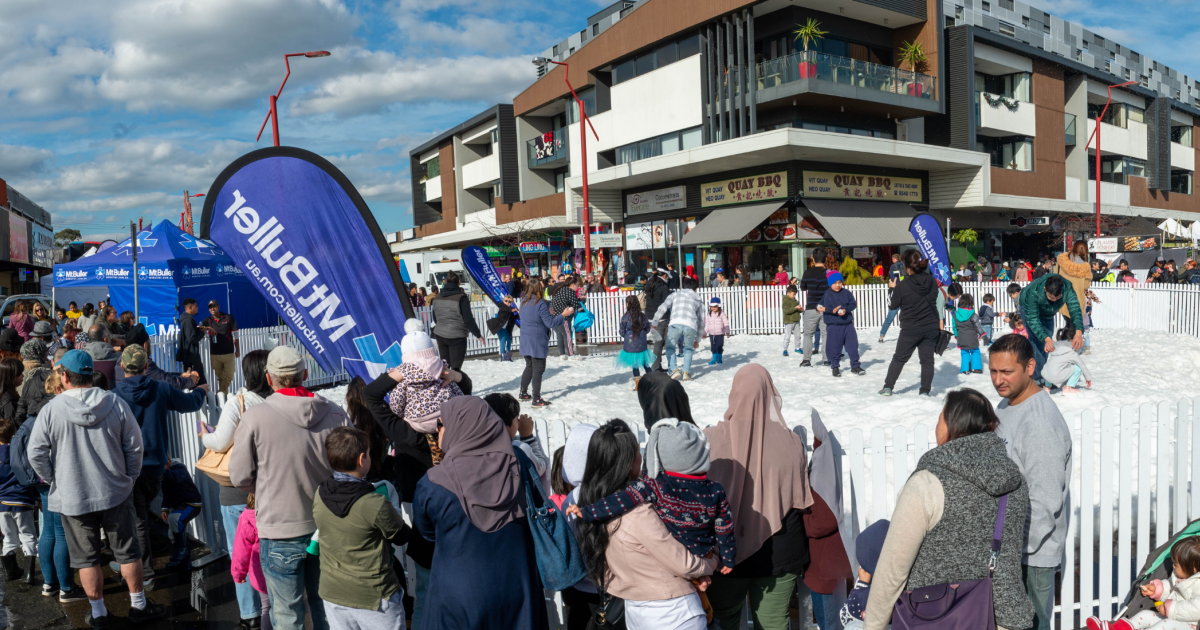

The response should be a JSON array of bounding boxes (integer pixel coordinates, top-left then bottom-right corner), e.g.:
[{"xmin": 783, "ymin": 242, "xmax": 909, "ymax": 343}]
[
  {"xmin": 899, "ymin": 40, "xmax": 928, "ymax": 97},
  {"xmin": 793, "ymin": 18, "xmax": 826, "ymax": 79}
]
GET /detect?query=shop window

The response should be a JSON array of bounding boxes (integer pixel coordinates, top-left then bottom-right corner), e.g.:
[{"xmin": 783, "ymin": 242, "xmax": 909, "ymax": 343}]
[
  {"xmin": 975, "ymin": 71, "xmax": 1031, "ymax": 102},
  {"xmin": 1172, "ymin": 125, "xmax": 1194, "ymax": 148},
  {"xmin": 1171, "ymin": 170, "xmax": 1193, "ymax": 194},
  {"xmin": 978, "ymin": 135, "xmax": 1034, "ymax": 171}
]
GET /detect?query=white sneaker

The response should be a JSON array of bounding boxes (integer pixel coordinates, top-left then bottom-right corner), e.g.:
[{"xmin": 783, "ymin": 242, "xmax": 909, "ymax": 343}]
[
  {"xmin": 681, "ymin": 372, "xmax": 693, "ymax": 381},
  {"xmin": 570, "ymin": 355, "xmax": 584, "ymax": 361},
  {"xmin": 670, "ymin": 369, "xmax": 682, "ymax": 380},
  {"xmin": 559, "ymin": 355, "xmax": 569, "ymax": 361}
]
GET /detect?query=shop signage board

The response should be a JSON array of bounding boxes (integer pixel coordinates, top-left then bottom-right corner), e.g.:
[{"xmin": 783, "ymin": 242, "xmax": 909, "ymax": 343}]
[
  {"xmin": 519, "ymin": 241, "xmax": 567, "ymax": 254},
  {"xmin": 802, "ymin": 171, "xmax": 923, "ymax": 202},
  {"xmin": 702, "ymin": 171, "xmax": 787, "ymax": 208},
  {"xmin": 1010, "ymin": 216, "xmax": 1050, "ymax": 227},
  {"xmin": 1086, "ymin": 235, "xmax": 1157, "ymax": 253},
  {"xmin": 1088, "ymin": 237, "xmax": 1118, "ymax": 253},
  {"xmin": 8, "ymin": 212, "xmax": 28, "ymax": 263},
  {"xmin": 573, "ymin": 233, "xmax": 624, "ymax": 249},
  {"xmin": 628, "ymin": 186, "xmax": 685, "ymax": 216}
]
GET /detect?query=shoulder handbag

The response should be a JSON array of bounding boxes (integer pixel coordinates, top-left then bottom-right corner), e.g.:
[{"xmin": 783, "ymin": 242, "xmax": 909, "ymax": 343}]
[
  {"xmin": 512, "ymin": 447, "xmax": 587, "ymax": 591},
  {"xmin": 572, "ymin": 306, "xmax": 595, "ymax": 332},
  {"xmin": 933, "ymin": 285, "xmax": 953, "ymax": 356},
  {"xmin": 892, "ymin": 494, "xmax": 1009, "ymax": 630},
  {"xmin": 195, "ymin": 394, "xmax": 244, "ymax": 488},
  {"xmin": 588, "ymin": 593, "xmax": 625, "ymax": 629}
]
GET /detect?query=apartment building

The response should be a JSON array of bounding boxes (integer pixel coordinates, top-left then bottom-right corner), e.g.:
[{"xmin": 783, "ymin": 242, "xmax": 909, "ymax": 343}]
[{"xmin": 402, "ymin": 0, "xmax": 1200, "ymax": 282}]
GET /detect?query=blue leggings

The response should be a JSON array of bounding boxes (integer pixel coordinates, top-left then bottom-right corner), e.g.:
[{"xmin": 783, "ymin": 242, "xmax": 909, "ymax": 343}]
[{"xmin": 38, "ymin": 486, "xmax": 76, "ymax": 593}]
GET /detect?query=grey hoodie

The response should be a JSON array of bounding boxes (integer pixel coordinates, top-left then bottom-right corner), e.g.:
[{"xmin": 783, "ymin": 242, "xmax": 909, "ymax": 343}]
[
  {"xmin": 1041, "ymin": 345, "xmax": 1093, "ymax": 388},
  {"xmin": 229, "ymin": 392, "xmax": 350, "ymax": 539},
  {"xmin": 27, "ymin": 387, "xmax": 143, "ymax": 516},
  {"xmin": 994, "ymin": 389, "xmax": 1073, "ymax": 568}
]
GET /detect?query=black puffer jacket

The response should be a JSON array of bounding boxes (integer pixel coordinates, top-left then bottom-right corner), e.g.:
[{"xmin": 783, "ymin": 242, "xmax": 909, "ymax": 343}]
[
  {"xmin": 643, "ymin": 278, "xmax": 671, "ymax": 321},
  {"xmin": 15, "ymin": 371, "xmax": 50, "ymax": 426},
  {"xmin": 889, "ymin": 271, "xmax": 942, "ymax": 334}
]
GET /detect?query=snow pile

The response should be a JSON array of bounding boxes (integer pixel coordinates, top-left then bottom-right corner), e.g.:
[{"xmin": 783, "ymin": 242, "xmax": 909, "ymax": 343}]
[{"xmin": 320, "ymin": 327, "xmax": 1200, "ymax": 437}]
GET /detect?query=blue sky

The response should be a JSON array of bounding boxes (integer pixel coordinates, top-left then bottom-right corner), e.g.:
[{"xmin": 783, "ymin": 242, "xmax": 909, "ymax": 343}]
[{"xmin": 2, "ymin": 0, "xmax": 1197, "ymax": 241}]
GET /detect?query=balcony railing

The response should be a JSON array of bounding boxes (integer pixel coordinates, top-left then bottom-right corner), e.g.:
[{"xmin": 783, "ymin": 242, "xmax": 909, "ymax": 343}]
[
  {"xmin": 755, "ymin": 50, "xmax": 936, "ymax": 100},
  {"xmin": 527, "ymin": 127, "xmax": 569, "ymax": 168}
]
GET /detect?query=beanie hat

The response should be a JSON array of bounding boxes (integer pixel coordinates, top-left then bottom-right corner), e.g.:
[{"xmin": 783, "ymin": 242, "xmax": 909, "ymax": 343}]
[
  {"xmin": 827, "ymin": 272, "xmax": 844, "ymax": 286},
  {"xmin": 645, "ymin": 418, "xmax": 710, "ymax": 477},
  {"xmin": 856, "ymin": 518, "xmax": 891, "ymax": 575},
  {"xmin": 401, "ymin": 318, "xmax": 442, "ymax": 381},
  {"xmin": 563, "ymin": 423, "xmax": 599, "ymax": 487},
  {"xmin": 0, "ymin": 329, "xmax": 21, "ymax": 353},
  {"xmin": 710, "ymin": 297, "xmax": 721, "ymax": 305},
  {"xmin": 20, "ymin": 339, "xmax": 46, "ymax": 362}
]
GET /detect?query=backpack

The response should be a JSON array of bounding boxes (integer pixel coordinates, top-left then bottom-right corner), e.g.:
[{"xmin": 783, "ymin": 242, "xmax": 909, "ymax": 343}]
[{"xmin": 11, "ymin": 416, "xmax": 39, "ymax": 487}]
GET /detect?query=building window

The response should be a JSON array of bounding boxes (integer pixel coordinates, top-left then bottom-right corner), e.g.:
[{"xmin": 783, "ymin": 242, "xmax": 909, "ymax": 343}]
[
  {"xmin": 982, "ymin": 1, "xmax": 990, "ymax": 13},
  {"xmin": 611, "ymin": 32, "xmax": 699, "ymax": 86},
  {"xmin": 580, "ymin": 29, "xmax": 587, "ymax": 43},
  {"xmin": 1075, "ymin": 50, "xmax": 1083, "ymax": 62},
  {"xmin": 975, "ymin": 71, "xmax": 1032, "ymax": 102},
  {"xmin": 615, "ymin": 126, "xmax": 704, "ymax": 165},
  {"xmin": 554, "ymin": 168, "xmax": 567, "ymax": 193},
  {"xmin": 1087, "ymin": 102, "xmax": 1144, "ymax": 128},
  {"xmin": 1125, "ymin": 68, "xmax": 1131, "ymax": 80},
  {"xmin": 593, "ymin": 23, "xmax": 599, "ymax": 36},
  {"xmin": 978, "ymin": 136, "xmax": 1034, "ymax": 170},
  {"xmin": 424, "ymin": 156, "xmax": 440, "ymax": 179},
  {"xmin": 1172, "ymin": 126, "xmax": 1194, "ymax": 148},
  {"xmin": 796, "ymin": 121, "xmax": 896, "ymax": 139},
  {"xmin": 1172, "ymin": 170, "xmax": 1194, "ymax": 195},
  {"xmin": 1105, "ymin": 60, "xmax": 1111, "ymax": 73},
  {"xmin": 656, "ymin": 40, "xmax": 679, "ymax": 68},
  {"xmin": 678, "ymin": 33, "xmax": 700, "ymax": 58},
  {"xmin": 1089, "ymin": 155, "xmax": 1146, "ymax": 184},
  {"xmin": 946, "ymin": 16, "xmax": 955, "ymax": 27},
  {"xmin": 999, "ymin": 21, "xmax": 1016, "ymax": 37},
  {"xmin": 955, "ymin": 4, "xmax": 964, "ymax": 19},
  {"xmin": 1022, "ymin": 16, "xmax": 1030, "ymax": 28},
  {"xmin": 567, "ymin": 88, "xmax": 597, "ymax": 124},
  {"xmin": 999, "ymin": 0, "xmax": 1014, "ymax": 9},
  {"xmin": 1043, "ymin": 22, "xmax": 1050, "ymax": 33},
  {"xmin": 553, "ymin": 45, "xmax": 559, "ymax": 56}
]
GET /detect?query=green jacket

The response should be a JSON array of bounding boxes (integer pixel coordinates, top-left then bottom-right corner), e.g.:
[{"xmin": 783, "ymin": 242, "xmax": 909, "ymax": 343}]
[
  {"xmin": 782, "ymin": 295, "xmax": 802, "ymax": 324},
  {"xmin": 314, "ymin": 485, "xmax": 409, "ymax": 610},
  {"xmin": 1018, "ymin": 273, "xmax": 1085, "ymax": 342}
]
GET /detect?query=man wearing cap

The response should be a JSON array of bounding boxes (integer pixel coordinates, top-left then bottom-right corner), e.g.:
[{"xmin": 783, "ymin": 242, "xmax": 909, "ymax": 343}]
[
  {"xmin": 199, "ymin": 300, "xmax": 238, "ymax": 395},
  {"xmin": 28, "ymin": 350, "xmax": 167, "ymax": 627},
  {"xmin": 230, "ymin": 346, "xmax": 351, "ymax": 630},
  {"xmin": 112, "ymin": 344, "xmax": 208, "ymax": 585},
  {"xmin": 120, "ymin": 324, "xmax": 197, "ymax": 390}
]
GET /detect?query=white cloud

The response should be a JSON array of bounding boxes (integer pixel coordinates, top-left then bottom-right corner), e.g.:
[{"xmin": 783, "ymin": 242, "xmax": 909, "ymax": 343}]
[{"xmin": 0, "ymin": 144, "xmax": 55, "ymax": 176}]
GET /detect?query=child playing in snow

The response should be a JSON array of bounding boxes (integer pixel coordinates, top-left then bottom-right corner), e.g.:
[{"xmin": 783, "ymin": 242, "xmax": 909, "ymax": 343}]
[
  {"xmin": 565, "ymin": 419, "xmax": 735, "ymax": 621},
  {"xmin": 1087, "ymin": 536, "xmax": 1200, "ymax": 630},
  {"xmin": 782, "ymin": 285, "xmax": 803, "ymax": 356},
  {"xmin": 1042, "ymin": 324, "xmax": 1093, "ymax": 394},
  {"xmin": 979, "ymin": 293, "xmax": 997, "ymax": 346},
  {"xmin": 161, "ymin": 458, "xmax": 203, "ymax": 568},
  {"xmin": 1007, "ymin": 311, "xmax": 1028, "ymax": 338},
  {"xmin": 705, "ymin": 297, "xmax": 730, "ymax": 366},
  {"xmin": 615, "ymin": 295, "xmax": 653, "ymax": 389},
  {"xmin": 817, "ymin": 272, "xmax": 863, "ymax": 377},
  {"xmin": 232, "ymin": 493, "xmax": 272, "ymax": 630},
  {"xmin": 952, "ymin": 294, "xmax": 983, "ymax": 375},
  {"xmin": 840, "ymin": 518, "xmax": 891, "ymax": 630},
  {"xmin": 0, "ymin": 416, "xmax": 37, "ymax": 581},
  {"xmin": 388, "ymin": 318, "xmax": 467, "ymax": 464}
]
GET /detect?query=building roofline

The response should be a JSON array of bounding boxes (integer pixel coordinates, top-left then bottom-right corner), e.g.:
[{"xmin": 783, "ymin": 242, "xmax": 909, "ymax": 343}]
[{"xmin": 408, "ymin": 103, "xmax": 513, "ymax": 159}]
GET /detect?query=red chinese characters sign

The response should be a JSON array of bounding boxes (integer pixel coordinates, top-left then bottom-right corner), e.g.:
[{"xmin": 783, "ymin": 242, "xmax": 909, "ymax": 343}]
[{"xmin": 702, "ymin": 171, "xmax": 787, "ymax": 208}]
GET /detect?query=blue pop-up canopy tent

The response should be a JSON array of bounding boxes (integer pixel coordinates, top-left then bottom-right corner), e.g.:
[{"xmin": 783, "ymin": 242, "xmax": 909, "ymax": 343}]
[{"xmin": 52, "ymin": 221, "xmax": 275, "ymax": 335}]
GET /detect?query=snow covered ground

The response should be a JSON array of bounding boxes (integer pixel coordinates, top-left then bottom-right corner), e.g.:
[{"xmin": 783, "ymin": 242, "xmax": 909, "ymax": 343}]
[{"xmin": 321, "ymin": 326, "xmax": 1200, "ymax": 438}]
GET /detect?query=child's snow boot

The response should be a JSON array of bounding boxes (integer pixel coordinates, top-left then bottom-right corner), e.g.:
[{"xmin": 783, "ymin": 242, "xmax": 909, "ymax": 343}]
[
  {"xmin": 708, "ymin": 355, "xmax": 718, "ymax": 366},
  {"xmin": 717, "ymin": 353, "xmax": 723, "ymax": 364}
]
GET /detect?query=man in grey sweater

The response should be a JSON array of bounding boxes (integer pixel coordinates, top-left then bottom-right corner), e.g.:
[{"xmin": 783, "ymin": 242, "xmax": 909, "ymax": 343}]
[
  {"xmin": 650, "ymin": 277, "xmax": 708, "ymax": 381},
  {"xmin": 27, "ymin": 350, "xmax": 166, "ymax": 628},
  {"xmin": 989, "ymin": 334, "xmax": 1073, "ymax": 630},
  {"xmin": 230, "ymin": 346, "xmax": 350, "ymax": 630}
]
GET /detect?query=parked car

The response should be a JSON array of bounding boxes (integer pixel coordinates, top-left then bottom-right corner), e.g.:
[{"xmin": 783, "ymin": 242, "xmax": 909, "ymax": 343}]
[{"xmin": 1, "ymin": 294, "xmax": 52, "ymax": 327}]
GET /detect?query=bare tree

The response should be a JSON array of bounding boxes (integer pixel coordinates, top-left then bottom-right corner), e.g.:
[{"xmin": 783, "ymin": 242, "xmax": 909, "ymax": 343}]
[{"xmin": 472, "ymin": 217, "xmax": 555, "ymax": 272}]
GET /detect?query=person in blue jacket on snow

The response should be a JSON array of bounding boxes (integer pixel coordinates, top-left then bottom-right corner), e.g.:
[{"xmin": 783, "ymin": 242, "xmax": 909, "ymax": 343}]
[{"xmin": 817, "ymin": 272, "xmax": 865, "ymax": 377}]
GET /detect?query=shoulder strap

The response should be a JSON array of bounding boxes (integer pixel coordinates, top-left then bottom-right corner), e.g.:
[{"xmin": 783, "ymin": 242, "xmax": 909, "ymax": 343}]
[
  {"xmin": 989, "ymin": 494, "xmax": 1009, "ymax": 571},
  {"xmin": 237, "ymin": 393, "xmax": 245, "ymax": 414}
]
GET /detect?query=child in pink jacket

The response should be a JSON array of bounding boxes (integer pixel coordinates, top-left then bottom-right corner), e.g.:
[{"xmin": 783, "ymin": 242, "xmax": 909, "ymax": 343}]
[
  {"xmin": 705, "ymin": 297, "xmax": 731, "ymax": 366},
  {"xmin": 231, "ymin": 494, "xmax": 272, "ymax": 629}
]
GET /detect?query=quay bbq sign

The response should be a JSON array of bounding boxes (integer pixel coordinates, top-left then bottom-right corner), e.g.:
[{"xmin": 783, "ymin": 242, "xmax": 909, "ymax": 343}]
[
  {"xmin": 803, "ymin": 171, "xmax": 923, "ymax": 202},
  {"xmin": 702, "ymin": 171, "xmax": 787, "ymax": 208}
]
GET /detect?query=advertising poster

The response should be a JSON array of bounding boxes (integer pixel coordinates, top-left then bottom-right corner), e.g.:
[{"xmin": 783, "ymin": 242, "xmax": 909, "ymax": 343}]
[
  {"xmin": 626, "ymin": 222, "xmax": 654, "ymax": 251},
  {"xmin": 8, "ymin": 213, "xmax": 28, "ymax": 264},
  {"xmin": 652, "ymin": 221, "xmax": 665, "ymax": 248},
  {"xmin": 31, "ymin": 223, "xmax": 53, "ymax": 268}
]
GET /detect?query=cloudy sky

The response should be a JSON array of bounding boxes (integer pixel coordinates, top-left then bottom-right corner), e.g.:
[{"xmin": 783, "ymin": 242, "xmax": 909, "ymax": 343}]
[{"xmin": 3, "ymin": 0, "xmax": 1197, "ymax": 240}]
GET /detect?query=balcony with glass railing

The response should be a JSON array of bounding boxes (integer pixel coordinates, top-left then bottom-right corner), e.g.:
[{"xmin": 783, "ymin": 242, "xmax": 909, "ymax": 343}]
[
  {"xmin": 755, "ymin": 50, "xmax": 937, "ymax": 103},
  {"xmin": 527, "ymin": 127, "xmax": 570, "ymax": 169}
]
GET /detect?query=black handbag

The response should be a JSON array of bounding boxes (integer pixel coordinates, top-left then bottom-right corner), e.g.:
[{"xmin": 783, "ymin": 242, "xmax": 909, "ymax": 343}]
[
  {"xmin": 588, "ymin": 593, "xmax": 626, "ymax": 630},
  {"xmin": 934, "ymin": 329, "xmax": 954, "ymax": 355}
]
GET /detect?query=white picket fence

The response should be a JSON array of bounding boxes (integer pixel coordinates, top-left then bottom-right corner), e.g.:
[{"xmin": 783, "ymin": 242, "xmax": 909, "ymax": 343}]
[{"xmin": 528, "ymin": 397, "xmax": 1200, "ymax": 630}]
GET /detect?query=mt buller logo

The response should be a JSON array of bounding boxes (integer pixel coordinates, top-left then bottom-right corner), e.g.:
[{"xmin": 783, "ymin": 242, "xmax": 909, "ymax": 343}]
[
  {"xmin": 56, "ymin": 269, "xmax": 87, "ymax": 281},
  {"xmin": 139, "ymin": 267, "xmax": 173, "ymax": 280}
]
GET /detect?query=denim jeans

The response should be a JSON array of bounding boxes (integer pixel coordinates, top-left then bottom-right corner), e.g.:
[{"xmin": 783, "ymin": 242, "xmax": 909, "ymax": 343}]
[
  {"xmin": 666, "ymin": 325, "xmax": 698, "ymax": 375},
  {"xmin": 1023, "ymin": 564, "xmax": 1056, "ymax": 630},
  {"xmin": 1019, "ymin": 304, "xmax": 1056, "ymax": 384},
  {"xmin": 261, "ymin": 534, "xmax": 326, "ymax": 630},
  {"xmin": 221, "ymin": 504, "xmax": 262, "ymax": 620},
  {"xmin": 981, "ymin": 323, "xmax": 994, "ymax": 345},
  {"xmin": 38, "ymin": 486, "xmax": 76, "ymax": 593},
  {"xmin": 497, "ymin": 329, "xmax": 512, "ymax": 356},
  {"xmin": 809, "ymin": 591, "xmax": 841, "ymax": 630},
  {"xmin": 879, "ymin": 308, "xmax": 899, "ymax": 337}
]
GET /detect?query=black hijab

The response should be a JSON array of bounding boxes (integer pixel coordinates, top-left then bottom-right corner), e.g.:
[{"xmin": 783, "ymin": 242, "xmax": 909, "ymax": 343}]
[{"xmin": 637, "ymin": 371, "xmax": 695, "ymax": 431}]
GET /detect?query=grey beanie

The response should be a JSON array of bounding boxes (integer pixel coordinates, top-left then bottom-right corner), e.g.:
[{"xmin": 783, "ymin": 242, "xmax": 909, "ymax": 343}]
[{"xmin": 646, "ymin": 418, "xmax": 710, "ymax": 477}]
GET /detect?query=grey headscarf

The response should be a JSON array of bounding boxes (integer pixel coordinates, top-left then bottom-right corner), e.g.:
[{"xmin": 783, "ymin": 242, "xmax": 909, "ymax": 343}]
[{"xmin": 807, "ymin": 409, "xmax": 857, "ymax": 568}]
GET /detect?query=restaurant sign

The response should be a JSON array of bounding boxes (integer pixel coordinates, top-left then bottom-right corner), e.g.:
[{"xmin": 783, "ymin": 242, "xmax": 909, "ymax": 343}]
[
  {"xmin": 802, "ymin": 171, "xmax": 923, "ymax": 202},
  {"xmin": 701, "ymin": 171, "xmax": 787, "ymax": 208}
]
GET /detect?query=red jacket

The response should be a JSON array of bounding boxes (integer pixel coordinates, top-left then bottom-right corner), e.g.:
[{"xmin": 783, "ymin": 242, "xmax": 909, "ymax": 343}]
[{"xmin": 802, "ymin": 493, "xmax": 854, "ymax": 594}]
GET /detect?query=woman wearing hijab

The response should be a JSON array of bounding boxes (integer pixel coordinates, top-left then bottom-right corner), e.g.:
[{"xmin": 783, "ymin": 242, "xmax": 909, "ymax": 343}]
[
  {"xmin": 636, "ymin": 370, "xmax": 695, "ymax": 431},
  {"xmin": 705, "ymin": 364, "xmax": 814, "ymax": 630},
  {"xmin": 412, "ymin": 396, "xmax": 548, "ymax": 630},
  {"xmin": 804, "ymin": 411, "xmax": 855, "ymax": 629}
]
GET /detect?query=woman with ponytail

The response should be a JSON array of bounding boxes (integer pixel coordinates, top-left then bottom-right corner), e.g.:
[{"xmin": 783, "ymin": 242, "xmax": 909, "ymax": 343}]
[{"xmin": 879, "ymin": 250, "xmax": 948, "ymax": 397}]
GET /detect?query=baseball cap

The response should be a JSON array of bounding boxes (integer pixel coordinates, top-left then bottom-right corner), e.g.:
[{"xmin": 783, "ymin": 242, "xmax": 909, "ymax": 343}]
[
  {"xmin": 267, "ymin": 346, "xmax": 305, "ymax": 376},
  {"xmin": 710, "ymin": 297, "xmax": 722, "ymax": 305},
  {"xmin": 60, "ymin": 350, "xmax": 94, "ymax": 375},
  {"xmin": 121, "ymin": 344, "xmax": 148, "ymax": 371},
  {"xmin": 208, "ymin": 300, "xmax": 220, "ymax": 308}
]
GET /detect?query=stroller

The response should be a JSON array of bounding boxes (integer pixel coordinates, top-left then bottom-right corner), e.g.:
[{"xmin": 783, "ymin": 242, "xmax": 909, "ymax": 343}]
[{"xmin": 1119, "ymin": 519, "xmax": 1200, "ymax": 617}]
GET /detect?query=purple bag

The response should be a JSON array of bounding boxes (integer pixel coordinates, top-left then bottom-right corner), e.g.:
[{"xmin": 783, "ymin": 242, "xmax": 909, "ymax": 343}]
[{"xmin": 892, "ymin": 494, "xmax": 1008, "ymax": 630}]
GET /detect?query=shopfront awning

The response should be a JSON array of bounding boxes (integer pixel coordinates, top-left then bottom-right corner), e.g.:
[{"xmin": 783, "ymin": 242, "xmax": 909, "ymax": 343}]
[
  {"xmin": 680, "ymin": 201, "xmax": 787, "ymax": 246},
  {"xmin": 802, "ymin": 199, "xmax": 918, "ymax": 247}
]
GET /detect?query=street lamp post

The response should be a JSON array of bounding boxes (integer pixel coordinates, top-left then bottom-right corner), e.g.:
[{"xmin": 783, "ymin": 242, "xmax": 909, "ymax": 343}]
[
  {"xmin": 183, "ymin": 191, "xmax": 204, "ymax": 236},
  {"xmin": 256, "ymin": 51, "xmax": 332, "ymax": 147},
  {"xmin": 1082, "ymin": 80, "xmax": 1137, "ymax": 236},
  {"xmin": 533, "ymin": 57, "xmax": 600, "ymax": 274}
]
